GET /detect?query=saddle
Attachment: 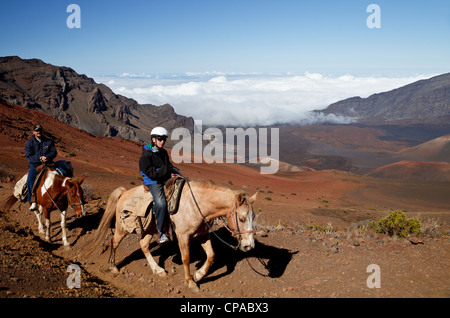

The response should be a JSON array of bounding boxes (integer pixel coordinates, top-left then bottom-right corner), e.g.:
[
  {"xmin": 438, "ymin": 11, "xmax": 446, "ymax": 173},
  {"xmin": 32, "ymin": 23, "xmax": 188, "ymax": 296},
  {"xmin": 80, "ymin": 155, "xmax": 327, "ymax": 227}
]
[
  {"xmin": 14, "ymin": 161, "xmax": 74, "ymax": 203},
  {"xmin": 143, "ymin": 176, "xmax": 186, "ymax": 215},
  {"xmin": 120, "ymin": 176, "xmax": 186, "ymax": 237}
]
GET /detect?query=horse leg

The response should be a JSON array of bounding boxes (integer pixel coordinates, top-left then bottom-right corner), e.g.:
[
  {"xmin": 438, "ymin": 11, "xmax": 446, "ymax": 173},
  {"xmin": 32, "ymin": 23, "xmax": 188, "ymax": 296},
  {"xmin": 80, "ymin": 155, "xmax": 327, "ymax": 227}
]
[
  {"xmin": 139, "ymin": 233, "xmax": 166, "ymax": 277},
  {"xmin": 178, "ymin": 234, "xmax": 198, "ymax": 291},
  {"xmin": 108, "ymin": 225, "xmax": 127, "ymax": 274},
  {"xmin": 34, "ymin": 206, "xmax": 45, "ymax": 235},
  {"xmin": 193, "ymin": 233, "xmax": 215, "ymax": 283},
  {"xmin": 43, "ymin": 208, "xmax": 51, "ymax": 242},
  {"xmin": 60, "ymin": 210, "xmax": 70, "ymax": 247}
]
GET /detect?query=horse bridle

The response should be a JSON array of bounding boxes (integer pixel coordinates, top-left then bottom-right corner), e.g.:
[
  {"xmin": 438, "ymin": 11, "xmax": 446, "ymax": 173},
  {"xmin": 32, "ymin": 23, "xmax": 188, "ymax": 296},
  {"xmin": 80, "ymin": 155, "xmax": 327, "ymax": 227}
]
[
  {"xmin": 42, "ymin": 174, "xmax": 84, "ymax": 214},
  {"xmin": 66, "ymin": 185, "xmax": 84, "ymax": 209},
  {"xmin": 182, "ymin": 175, "xmax": 254, "ymax": 250},
  {"xmin": 222, "ymin": 201, "xmax": 255, "ymax": 239}
]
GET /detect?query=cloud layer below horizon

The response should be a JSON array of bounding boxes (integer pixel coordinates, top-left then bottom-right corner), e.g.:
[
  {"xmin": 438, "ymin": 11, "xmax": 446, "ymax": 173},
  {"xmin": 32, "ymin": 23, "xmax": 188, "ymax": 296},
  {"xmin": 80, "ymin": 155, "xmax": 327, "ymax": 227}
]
[{"xmin": 95, "ymin": 73, "xmax": 432, "ymax": 127}]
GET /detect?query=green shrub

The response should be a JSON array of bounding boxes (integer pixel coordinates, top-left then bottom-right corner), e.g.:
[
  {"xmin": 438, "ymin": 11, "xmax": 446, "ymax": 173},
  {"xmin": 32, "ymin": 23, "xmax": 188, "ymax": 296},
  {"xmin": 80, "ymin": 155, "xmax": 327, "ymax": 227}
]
[{"xmin": 368, "ymin": 210, "xmax": 422, "ymax": 238}]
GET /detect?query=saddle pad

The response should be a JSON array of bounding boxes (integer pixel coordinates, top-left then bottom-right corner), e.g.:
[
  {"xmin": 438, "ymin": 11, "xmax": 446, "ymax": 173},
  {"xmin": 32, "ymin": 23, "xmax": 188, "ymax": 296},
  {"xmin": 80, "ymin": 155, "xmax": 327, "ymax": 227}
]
[
  {"xmin": 14, "ymin": 174, "xmax": 28, "ymax": 202},
  {"xmin": 122, "ymin": 185, "xmax": 153, "ymax": 218}
]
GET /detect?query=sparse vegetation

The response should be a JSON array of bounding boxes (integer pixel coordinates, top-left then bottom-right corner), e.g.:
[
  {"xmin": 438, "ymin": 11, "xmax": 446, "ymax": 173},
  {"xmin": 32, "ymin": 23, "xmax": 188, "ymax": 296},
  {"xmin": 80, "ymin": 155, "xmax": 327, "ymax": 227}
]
[
  {"xmin": 420, "ymin": 216, "xmax": 447, "ymax": 238},
  {"xmin": 0, "ymin": 165, "xmax": 15, "ymax": 182},
  {"xmin": 300, "ymin": 222, "xmax": 334, "ymax": 234},
  {"xmin": 367, "ymin": 210, "xmax": 422, "ymax": 238},
  {"xmin": 81, "ymin": 182, "xmax": 96, "ymax": 201}
]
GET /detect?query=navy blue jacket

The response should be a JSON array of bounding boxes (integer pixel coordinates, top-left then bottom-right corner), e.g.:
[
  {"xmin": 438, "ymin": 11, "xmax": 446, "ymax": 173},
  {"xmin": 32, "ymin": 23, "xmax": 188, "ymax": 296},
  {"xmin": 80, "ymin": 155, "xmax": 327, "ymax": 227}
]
[{"xmin": 25, "ymin": 136, "xmax": 57, "ymax": 167}]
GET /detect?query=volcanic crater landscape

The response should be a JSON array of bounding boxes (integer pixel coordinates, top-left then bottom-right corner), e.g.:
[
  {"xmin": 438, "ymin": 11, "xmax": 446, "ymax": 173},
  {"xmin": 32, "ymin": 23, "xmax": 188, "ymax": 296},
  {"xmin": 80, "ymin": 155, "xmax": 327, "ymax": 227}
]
[{"xmin": 0, "ymin": 57, "xmax": 449, "ymax": 301}]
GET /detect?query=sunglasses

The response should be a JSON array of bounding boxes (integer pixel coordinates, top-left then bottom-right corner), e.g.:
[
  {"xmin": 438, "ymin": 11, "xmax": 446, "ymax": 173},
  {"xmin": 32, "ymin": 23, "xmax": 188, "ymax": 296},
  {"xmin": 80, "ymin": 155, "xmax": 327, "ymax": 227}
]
[{"xmin": 156, "ymin": 136, "xmax": 167, "ymax": 142}]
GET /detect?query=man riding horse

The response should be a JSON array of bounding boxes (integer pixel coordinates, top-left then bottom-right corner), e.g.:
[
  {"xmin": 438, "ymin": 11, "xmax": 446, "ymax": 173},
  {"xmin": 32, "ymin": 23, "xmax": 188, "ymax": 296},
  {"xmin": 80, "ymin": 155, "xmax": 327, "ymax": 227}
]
[
  {"xmin": 25, "ymin": 124, "xmax": 57, "ymax": 211},
  {"xmin": 139, "ymin": 127, "xmax": 181, "ymax": 244}
]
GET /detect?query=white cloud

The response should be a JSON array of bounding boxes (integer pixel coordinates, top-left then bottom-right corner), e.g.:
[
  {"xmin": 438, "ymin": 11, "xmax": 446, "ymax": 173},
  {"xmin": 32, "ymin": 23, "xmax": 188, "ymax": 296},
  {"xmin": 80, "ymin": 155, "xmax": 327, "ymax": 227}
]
[{"xmin": 95, "ymin": 73, "xmax": 432, "ymax": 126}]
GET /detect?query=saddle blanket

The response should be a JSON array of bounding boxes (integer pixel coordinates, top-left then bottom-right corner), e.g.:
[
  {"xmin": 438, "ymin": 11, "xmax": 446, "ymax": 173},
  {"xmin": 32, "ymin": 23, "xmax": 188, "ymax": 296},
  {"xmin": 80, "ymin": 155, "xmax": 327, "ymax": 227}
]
[{"xmin": 120, "ymin": 177, "xmax": 185, "ymax": 234}]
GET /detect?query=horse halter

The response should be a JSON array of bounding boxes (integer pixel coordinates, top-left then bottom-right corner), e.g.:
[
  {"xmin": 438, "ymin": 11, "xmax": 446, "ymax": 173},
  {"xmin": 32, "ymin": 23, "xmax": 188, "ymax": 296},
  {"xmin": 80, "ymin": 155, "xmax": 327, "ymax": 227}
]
[
  {"xmin": 66, "ymin": 184, "xmax": 84, "ymax": 210},
  {"xmin": 223, "ymin": 202, "xmax": 255, "ymax": 239}
]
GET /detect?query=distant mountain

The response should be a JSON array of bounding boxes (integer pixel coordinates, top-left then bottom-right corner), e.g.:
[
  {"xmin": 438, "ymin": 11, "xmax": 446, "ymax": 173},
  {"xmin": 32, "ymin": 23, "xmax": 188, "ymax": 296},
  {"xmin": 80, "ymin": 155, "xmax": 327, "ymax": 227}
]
[
  {"xmin": 319, "ymin": 73, "xmax": 450, "ymax": 124},
  {"xmin": 0, "ymin": 56, "xmax": 194, "ymax": 142}
]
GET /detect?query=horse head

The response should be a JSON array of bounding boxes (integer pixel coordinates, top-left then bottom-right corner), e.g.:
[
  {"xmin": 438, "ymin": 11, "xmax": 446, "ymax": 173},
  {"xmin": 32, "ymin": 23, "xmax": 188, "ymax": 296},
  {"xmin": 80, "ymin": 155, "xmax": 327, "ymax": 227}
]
[
  {"xmin": 65, "ymin": 176, "xmax": 86, "ymax": 217},
  {"xmin": 227, "ymin": 191, "xmax": 257, "ymax": 252}
]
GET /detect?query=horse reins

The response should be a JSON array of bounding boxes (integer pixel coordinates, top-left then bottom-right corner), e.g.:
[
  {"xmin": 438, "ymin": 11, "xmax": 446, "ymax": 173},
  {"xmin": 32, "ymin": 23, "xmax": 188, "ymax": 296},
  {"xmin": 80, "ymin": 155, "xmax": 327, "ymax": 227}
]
[
  {"xmin": 41, "ymin": 167, "xmax": 84, "ymax": 214},
  {"xmin": 183, "ymin": 177, "xmax": 270, "ymax": 276},
  {"xmin": 181, "ymin": 176, "xmax": 239, "ymax": 250},
  {"xmin": 175, "ymin": 169, "xmax": 254, "ymax": 251}
]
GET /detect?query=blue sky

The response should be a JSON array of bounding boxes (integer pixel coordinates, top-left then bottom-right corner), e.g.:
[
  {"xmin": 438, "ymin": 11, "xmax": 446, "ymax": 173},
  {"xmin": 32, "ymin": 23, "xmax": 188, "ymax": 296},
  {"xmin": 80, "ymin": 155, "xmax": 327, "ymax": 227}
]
[
  {"xmin": 1, "ymin": 1, "xmax": 449, "ymax": 125},
  {"xmin": 1, "ymin": 0, "xmax": 449, "ymax": 77}
]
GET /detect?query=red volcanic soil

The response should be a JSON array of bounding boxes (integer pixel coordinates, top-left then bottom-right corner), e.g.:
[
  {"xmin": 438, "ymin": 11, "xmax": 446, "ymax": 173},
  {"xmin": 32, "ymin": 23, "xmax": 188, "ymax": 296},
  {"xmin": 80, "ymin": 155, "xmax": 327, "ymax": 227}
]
[
  {"xmin": 367, "ymin": 160, "xmax": 450, "ymax": 182},
  {"xmin": 1, "ymin": 100, "xmax": 449, "ymax": 300}
]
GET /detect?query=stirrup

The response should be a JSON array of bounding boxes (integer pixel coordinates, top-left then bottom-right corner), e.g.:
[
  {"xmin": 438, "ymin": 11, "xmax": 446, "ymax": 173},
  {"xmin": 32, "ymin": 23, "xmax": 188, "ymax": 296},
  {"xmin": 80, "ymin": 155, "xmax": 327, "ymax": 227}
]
[{"xmin": 158, "ymin": 233, "xmax": 169, "ymax": 244}]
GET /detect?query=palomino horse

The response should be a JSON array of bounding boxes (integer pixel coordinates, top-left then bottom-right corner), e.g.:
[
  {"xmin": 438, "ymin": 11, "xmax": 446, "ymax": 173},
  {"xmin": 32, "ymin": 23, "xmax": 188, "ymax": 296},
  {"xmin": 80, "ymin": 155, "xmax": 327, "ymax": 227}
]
[
  {"xmin": 3, "ymin": 167, "xmax": 86, "ymax": 247},
  {"xmin": 88, "ymin": 180, "xmax": 257, "ymax": 290}
]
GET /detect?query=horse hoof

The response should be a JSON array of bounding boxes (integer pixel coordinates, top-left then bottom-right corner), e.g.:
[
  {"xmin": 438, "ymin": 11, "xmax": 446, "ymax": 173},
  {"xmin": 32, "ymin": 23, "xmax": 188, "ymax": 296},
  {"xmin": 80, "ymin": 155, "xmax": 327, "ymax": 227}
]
[
  {"xmin": 191, "ymin": 285, "xmax": 200, "ymax": 293},
  {"xmin": 187, "ymin": 281, "xmax": 199, "ymax": 292},
  {"xmin": 110, "ymin": 266, "xmax": 120, "ymax": 274},
  {"xmin": 63, "ymin": 244, "xmax": 71, "ymax": 251},
  {"xmin": 157, "ymin": 271, "xmax": 167, "ymax": 278}
]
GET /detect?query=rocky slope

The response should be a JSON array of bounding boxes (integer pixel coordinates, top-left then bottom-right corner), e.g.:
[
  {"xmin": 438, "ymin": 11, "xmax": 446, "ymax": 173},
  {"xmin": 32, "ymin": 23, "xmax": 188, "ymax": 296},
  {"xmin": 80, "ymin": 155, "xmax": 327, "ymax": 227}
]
[
  {"xmin": 319, "ymin": 73, "xmax": 450, "ymax": 124},
  {"xmin": 0, "ymin": 56, "xmax": 194, "ymax": 142}
]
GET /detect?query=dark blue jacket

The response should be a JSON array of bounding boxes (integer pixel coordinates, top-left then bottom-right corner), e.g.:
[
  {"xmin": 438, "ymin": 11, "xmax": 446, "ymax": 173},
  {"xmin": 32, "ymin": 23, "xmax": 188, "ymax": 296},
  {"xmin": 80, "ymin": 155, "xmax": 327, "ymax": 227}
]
[{"xmin": 25, "ymin": 136, "xmax": 57, "ymax": 167}]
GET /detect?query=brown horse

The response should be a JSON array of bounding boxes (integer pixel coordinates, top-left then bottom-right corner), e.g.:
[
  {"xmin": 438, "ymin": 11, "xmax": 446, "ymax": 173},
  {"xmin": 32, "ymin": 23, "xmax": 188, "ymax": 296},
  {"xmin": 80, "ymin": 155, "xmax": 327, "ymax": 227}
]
[
  {"xmin": 3, "ymin": 167, "xmax": 86, "ymax": 247},
  {"xmin": 87, "ymin": 180, "xmax": 257, "ymax": 291}
]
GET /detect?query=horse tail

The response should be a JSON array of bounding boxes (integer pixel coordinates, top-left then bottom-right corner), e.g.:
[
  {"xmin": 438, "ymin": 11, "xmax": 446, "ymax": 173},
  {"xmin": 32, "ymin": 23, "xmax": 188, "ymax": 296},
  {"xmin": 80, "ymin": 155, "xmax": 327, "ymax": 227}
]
[
  {"xmin": 83, "ymin": 187, "xmax": 126, "ymax": 257},
  {"xmin": 1, "ymin": 195, "xmax": 18, "ymax": 213}
]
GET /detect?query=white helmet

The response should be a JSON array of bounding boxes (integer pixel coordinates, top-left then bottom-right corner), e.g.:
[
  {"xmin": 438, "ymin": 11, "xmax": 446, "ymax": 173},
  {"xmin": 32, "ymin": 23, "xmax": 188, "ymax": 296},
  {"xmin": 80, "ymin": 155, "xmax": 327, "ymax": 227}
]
[{"xmin": 150, "ymin": 127, "xmax": 169, "ymax": 137}]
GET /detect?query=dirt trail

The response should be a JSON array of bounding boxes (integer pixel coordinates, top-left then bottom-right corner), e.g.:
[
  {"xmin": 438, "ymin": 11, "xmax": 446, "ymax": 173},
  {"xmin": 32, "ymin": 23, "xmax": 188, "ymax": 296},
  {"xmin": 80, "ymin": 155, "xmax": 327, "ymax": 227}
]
[{"xmin": 1, "ymin": 175, "xmax": 449, "ymax": 300}]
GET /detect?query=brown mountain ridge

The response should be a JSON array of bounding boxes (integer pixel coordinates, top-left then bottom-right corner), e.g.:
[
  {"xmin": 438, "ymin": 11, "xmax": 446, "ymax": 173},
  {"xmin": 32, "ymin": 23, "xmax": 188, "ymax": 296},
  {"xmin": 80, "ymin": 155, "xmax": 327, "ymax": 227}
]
[
  {"xmin": 0, "ymin": 56, "xmax": 194, "ymax": 142},
  {"xmin": 319, "ymin": 72, "xmax": 450, "ymax": 124}
]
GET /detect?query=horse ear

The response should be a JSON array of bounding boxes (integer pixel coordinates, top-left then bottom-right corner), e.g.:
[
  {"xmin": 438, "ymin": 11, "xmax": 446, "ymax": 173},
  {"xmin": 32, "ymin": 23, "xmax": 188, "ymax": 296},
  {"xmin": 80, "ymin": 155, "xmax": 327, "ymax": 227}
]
[
  {"xmin": 248, "ymin": 192, "xmax": 257, "ymax": 204},
  {"xmin": 236, "ymin": 192, "xmax": 245, "ymax": 205},
  {"xmin": 78, "ymin": 176, "xmax": 86, "ymax": 185}
]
